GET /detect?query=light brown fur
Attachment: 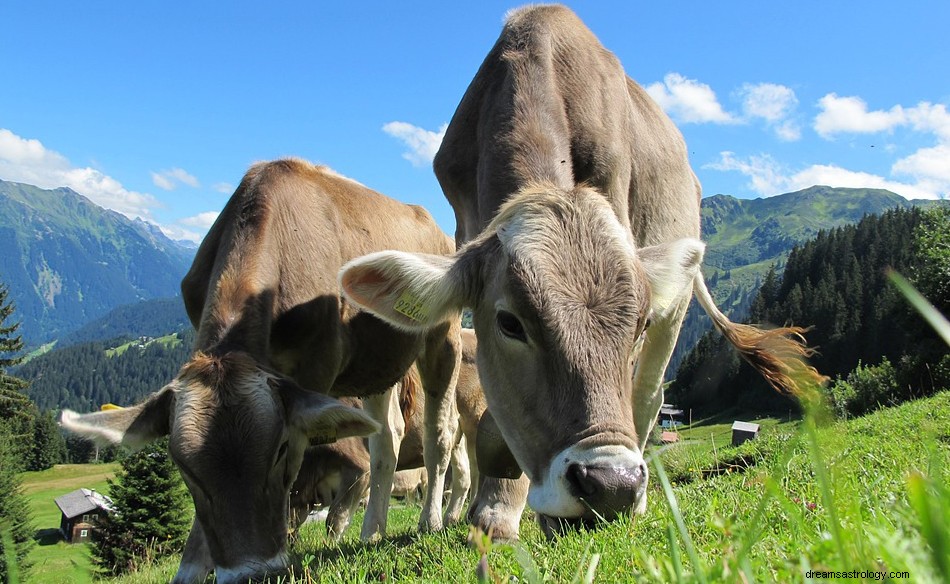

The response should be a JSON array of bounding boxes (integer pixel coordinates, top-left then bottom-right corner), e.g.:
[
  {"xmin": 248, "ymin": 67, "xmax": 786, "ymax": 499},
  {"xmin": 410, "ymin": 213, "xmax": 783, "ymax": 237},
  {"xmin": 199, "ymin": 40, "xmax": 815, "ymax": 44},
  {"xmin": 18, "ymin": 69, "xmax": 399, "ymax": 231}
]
[{"xmin": 426, "ymin": 4, "xmax": 824, "ymax": 535}]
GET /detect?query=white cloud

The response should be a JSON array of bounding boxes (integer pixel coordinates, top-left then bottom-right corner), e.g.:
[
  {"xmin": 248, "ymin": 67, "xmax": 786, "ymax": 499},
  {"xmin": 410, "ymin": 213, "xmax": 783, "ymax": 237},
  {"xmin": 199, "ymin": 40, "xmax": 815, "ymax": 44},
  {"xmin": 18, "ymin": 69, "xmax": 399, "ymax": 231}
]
[
  {"xmin": 151, "ymin": 167, "xmax": 199, "ymax": 191},
  {"xmin": 158, "ymin": 223, "xmax": 204, "ymax": 244},
  {"xmin": 774, "ymin": 120, "xmax": 802, "ymax": 142},
  {"xmin": 645, "ymin": 73, "xmax": 738, "ymax": 125},
  {"xmin": 705, "ymin": 152, "xmax": 788, "ymax": 195},
  {"xmin": 0, "ymin": 128, "xmax": 161, "ymax": 218},
  {"xmin": 707, "ymin": 151, "xmax": 941, "ymax": 200},
  {"xmin": 904, "ymin": 102, "xmax": 950, "ymax": 142},
  {"xmin": 891, "ymin": 144, "xmax": 950, "ymax": 198},
  {"xmin": 180, "ymin": 211, "xmax": 220, "ymax": 229},
  {"xmin": 737, "ymin": 83, "xmax": 801, "ymax": 141},
  {"xmin": 212, "ymin": 182, "xmax": 234, "ymax": 194},
  {"xmin": 738, "ymin": 83, "xmax": 798, "ymax": 122},
  {"xmin": 814, "ymin": 94, "xmax": 906, "ymax": 138},
  {"xmin": 382, "ymin": 121, "xmax": 448, "ymax": 167}
]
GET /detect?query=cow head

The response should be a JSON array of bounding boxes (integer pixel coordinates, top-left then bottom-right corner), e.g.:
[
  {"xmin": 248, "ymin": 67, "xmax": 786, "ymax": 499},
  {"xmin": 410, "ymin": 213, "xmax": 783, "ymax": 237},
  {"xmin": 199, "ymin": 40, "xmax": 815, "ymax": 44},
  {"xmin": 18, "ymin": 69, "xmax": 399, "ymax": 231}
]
[
  {"xmin": 60, "ymin": 351, "xmax": 379, "ymax": 584},
  {"xmin": 340, "ymin": 185, "xmax": 702, "ymax": 526}
]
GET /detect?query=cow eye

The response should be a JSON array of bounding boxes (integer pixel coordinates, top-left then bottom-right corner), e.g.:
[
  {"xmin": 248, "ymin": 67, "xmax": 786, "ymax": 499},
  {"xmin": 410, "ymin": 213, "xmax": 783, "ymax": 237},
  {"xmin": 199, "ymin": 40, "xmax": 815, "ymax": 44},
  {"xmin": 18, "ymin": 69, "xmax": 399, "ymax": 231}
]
[{"xmin": 496, "ymin": 310, "xmax": 527, "ymax": 342}]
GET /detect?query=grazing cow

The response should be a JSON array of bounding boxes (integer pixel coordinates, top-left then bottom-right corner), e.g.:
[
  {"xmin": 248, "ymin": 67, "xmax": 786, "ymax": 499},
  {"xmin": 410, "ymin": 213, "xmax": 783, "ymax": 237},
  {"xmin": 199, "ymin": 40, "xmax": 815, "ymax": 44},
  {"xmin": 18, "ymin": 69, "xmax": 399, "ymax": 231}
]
[
  {"xmin": 290, "ymin": 329, "xmax": 486, "ymax": 539},
  {"xmin": 61, "ymin": 159, "xmax": 461, "ymax": 583},
  {"xmin": 340, "ymin": 5, "xmax": 823, "ymax": 539}
]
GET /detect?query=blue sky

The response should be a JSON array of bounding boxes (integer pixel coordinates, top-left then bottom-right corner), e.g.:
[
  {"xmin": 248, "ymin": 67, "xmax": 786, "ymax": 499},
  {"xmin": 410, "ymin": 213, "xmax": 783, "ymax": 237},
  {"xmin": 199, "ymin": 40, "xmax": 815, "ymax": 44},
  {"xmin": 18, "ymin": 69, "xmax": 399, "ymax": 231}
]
[{"xmin": 2, "ymin": 1, "xmax": 948, "ymax": 242}]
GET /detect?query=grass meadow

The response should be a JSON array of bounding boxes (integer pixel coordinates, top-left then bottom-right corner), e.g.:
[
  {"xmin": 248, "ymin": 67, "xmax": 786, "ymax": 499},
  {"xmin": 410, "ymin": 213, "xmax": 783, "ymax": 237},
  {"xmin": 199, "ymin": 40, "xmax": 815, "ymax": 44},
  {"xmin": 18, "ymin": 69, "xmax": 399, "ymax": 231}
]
[{"xmin": 35, "ymin": 389, "xmax": 942, "ymax": 583}]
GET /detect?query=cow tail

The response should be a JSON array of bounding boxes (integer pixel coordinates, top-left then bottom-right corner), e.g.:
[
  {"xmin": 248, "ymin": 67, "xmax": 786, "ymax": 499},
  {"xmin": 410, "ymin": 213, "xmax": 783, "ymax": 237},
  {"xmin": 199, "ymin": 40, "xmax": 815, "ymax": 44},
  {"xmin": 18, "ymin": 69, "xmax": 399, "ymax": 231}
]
[
  {"xmin": 692, "ymin": 275, "xmax": 828, "ymax": 399},
  {"xmin": 398, "ymin": 366, "xmax": 421, "ymax": 426}
]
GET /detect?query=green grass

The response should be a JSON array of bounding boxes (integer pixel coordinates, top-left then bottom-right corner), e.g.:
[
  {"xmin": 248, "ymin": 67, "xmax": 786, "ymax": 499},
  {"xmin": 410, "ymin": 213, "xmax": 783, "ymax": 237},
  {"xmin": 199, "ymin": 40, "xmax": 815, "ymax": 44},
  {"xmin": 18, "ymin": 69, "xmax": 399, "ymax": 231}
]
[
  {"xmin": 77, "ymin": 391, "xmax": 950, "ymax": 583},
  {"xmin": 19, "ymin": 463, "xmax": 118, "ymax": 584}
]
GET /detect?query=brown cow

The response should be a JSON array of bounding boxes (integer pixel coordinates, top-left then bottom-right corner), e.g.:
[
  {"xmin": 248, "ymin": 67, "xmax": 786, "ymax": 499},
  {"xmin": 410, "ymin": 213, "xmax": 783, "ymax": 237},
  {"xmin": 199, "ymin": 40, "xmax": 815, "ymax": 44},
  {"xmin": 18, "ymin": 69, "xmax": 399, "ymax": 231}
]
[
  {"xmin": 61, "ymin": 159, "xmax": 462, "ymax": 583},
  {"xmin": 290, "ymin": 329, "xmax": 486, "ymax": 540},
  {"xmin": 340, "ymin": 5, "xmax": 823, "ymax": 539}
]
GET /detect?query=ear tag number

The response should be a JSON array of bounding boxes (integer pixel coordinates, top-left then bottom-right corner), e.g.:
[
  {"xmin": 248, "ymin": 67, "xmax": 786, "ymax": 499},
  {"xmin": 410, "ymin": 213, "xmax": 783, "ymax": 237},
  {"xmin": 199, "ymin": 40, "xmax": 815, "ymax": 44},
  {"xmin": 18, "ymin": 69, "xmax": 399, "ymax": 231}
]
[
  {"xmin": 311, "ymin": 430, "xmax": 337, "ymax": 445},
  {"xmin": 394, "ymin": 290, "xmax": 431, "ymax": 322}
]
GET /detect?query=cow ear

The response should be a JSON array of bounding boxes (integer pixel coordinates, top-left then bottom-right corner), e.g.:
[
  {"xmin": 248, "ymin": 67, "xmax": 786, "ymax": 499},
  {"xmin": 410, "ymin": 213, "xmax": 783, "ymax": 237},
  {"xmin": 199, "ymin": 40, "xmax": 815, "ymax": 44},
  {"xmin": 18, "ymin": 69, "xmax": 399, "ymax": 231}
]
[
  {"xmin": 638, "ymin": 238, "xmax": 705, "ymax": 319},
  {"xmin": 60, "ymin": 385, "xmax": 175, "ymax": 450},
  {"xmin": 284, "ymin": 387, "xmax": 381, "ymax": 444},
  {"xmin": 339, "ymin": 251, "xmax": 465, "ymax": 331}
]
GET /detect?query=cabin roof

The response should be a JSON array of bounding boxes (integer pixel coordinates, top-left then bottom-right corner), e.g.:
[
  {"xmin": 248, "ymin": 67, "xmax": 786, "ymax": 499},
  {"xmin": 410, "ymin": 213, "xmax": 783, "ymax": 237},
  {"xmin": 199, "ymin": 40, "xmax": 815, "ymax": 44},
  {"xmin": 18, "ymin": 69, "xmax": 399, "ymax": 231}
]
[{"xmin": 54, "ymin": 488, "xmax": 114, "ymax": 519}]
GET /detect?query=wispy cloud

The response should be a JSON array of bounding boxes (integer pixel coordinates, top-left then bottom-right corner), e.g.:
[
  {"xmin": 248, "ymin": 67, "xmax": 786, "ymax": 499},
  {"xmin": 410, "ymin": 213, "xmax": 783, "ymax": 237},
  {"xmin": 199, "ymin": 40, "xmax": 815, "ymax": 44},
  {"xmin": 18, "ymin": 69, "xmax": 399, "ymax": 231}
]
[
  {"xmin": 212, "ymin": 182, "xmax": 234, "ymax": 194},
  {"xmin": 0, "ymin": 128, "xmax": 161, "ymax": 218},
  {"xmin": 180, "ymin": 211, "xmax": 219, "ymax": 230},
  {"xmin": 737, "ymin": 82, "xmax": 801, "ymax": 141},
  {"xmin": 382, "ymin": 121, "xmax": 448, "ymax": 167},
  {"xmin": 151, "ymin": 167, "xmax": 199, "ymax": 191},
  {"xmin": 811, "ymin": 96, "xmax": 950, "ymax": 198},
  {"xmin": 645, "ymin": 73, "xmax": 739, "ymax": 125},
  {"xmin": 707, "ymin": 150, "xmax": 941, "ymax": 200},
  {"xmin": 814, "ymin": 94, "xmax": 906, "ymax": 138}
]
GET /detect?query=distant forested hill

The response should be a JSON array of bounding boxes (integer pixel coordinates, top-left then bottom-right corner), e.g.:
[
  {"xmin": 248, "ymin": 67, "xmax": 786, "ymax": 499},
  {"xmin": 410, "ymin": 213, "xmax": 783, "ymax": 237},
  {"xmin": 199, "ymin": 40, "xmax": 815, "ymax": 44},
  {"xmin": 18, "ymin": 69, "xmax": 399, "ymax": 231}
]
[
  {"xmin": 0, "ymin": 179, "xmax": 194, "ymax": 345},
  {"xmin": 667, "ymin": 186, "xmax": 946, "ymax": 378},
  {"xmin": 60, "ymin": 297, "xmax": 191, "ymax": 346},
  {"xmin": 671, "ymin": 206, "xmax": 950, "ymax": 411},
  {"xmin": 18, "ymin": 328, "xmax": 196, "ymax": 412}
]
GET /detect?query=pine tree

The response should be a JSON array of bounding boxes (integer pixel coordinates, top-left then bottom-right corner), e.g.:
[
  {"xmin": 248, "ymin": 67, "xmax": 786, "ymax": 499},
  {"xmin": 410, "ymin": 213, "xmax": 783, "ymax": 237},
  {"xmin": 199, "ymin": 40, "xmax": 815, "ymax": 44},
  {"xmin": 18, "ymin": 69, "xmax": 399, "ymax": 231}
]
[
  {"xmin": 0, "ymin": 283, "xmax": 34, "ymax": 470},
  {"xmin": 92, "ymin": 439, "xmax": 191, "ymax": 576},
  {"xmin": 0, "ymin": 422, "xmax": 34, "ymax": 581},
  {"xmin": 28, "ymin": 411, "xmax": 68, "ymax": 471}
]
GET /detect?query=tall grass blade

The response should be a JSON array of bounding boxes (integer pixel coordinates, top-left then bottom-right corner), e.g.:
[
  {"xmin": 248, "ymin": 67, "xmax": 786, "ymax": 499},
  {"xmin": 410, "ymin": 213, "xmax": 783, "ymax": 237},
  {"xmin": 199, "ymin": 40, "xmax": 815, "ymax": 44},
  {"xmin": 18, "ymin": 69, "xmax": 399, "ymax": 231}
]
[
  {"xmin": 887, "ymin": 269, "xmax": 950, "ymax": 345},
  {"xmin": 907, "ymin": 468, "xmax": 950, "ymax": 581},
  {"xmin": 651, "ymin": 454, "xmax": 708, "ymax": 584}
]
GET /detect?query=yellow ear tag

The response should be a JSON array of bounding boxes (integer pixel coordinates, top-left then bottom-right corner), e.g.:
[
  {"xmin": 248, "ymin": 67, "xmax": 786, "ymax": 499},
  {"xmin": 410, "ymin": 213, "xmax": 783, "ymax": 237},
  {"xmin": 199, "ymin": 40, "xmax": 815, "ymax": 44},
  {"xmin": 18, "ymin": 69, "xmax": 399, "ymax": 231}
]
[
  {"xmin": 394, "ymin": 290, "xmax": 431, "ymax": 322},
  {"xmin": 100, "ymin": 403, "xmax": 124, "ymax": 411},
  {"xmin": 310, "ymin": 430, "xmax": 337, "ymax": 446}
]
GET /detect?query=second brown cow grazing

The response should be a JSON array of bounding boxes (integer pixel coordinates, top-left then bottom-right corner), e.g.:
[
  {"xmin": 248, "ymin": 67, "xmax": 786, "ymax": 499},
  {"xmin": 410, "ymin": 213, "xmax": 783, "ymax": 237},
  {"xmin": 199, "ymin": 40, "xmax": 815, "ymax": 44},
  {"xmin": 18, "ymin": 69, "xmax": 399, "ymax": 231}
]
[
  {"xmin": 61, "ymin": 159, "xmax": 462, "ymax": 582},
  {"xmin": 290, "ymin": 329, "xmax": 486, "ymax": 540}
]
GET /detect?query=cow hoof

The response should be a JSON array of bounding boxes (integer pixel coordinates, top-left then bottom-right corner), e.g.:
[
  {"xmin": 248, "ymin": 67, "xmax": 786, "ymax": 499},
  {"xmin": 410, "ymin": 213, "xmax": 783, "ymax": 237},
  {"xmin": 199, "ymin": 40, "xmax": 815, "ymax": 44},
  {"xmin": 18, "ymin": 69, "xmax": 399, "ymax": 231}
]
[{"xmin": 468, "ymin": 512, "xmax": 520, "ymax": 542}]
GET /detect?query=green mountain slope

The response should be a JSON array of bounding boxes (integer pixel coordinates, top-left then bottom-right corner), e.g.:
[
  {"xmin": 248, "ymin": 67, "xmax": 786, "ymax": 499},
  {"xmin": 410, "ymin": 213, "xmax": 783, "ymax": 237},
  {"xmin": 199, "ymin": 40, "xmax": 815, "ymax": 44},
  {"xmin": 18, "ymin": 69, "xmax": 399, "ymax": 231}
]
[
  {"xmin": 669, "ymin": 186, "xmax": 946, "ymax": 378},
  {"xmin": 0, "ymin": 179, "xmax": 194, "ymax": 344}
]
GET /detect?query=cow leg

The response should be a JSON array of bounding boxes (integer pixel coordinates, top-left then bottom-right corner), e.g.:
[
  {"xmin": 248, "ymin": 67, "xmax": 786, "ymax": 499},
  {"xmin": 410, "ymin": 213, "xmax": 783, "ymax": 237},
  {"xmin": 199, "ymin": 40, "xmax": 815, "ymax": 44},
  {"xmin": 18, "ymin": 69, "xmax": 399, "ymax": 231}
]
[
  {"xmin": 443, "ymin": 429, "xmax": 471, "ymax": 525},
  {"xmin": 328, "ymin": 468, "xmax": 370, "ymax": 541},
  {"xmin": 631, "ymin": 294, "xmax": 690, "ymax": 513},
  {"xmin": 466, "ymin": 474, "xmax": 529, "ymax": 541},
  {"xmin": 172, "ymin": 520, "xmax": 213, "ymax": 584},
  {"xmin": 360, "ymin": 387, "xmax": 404, "ymax": 541},
  {"xmin": 416, "ymin": 321, "xmax": 462, "ymax": 532}
]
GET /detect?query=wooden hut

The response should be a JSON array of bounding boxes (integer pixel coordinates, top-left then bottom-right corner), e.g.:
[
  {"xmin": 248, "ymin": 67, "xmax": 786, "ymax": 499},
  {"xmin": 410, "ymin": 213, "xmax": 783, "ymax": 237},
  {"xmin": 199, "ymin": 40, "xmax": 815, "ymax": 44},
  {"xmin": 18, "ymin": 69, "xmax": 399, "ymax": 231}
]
[
  {"xmin": 731, "ymin": 421, "xmax": 760, "ymax": 446},
  {"xmin": 54, "ymin": 488, "xmax": 113, "ymax": 543}
]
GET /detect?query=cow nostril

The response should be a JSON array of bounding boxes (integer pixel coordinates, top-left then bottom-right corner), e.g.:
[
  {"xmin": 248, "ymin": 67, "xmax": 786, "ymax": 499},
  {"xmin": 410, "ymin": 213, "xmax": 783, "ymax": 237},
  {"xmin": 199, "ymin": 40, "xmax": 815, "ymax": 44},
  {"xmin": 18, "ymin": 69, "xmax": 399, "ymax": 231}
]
[{"xmin": 566, "ymin": 463, "xmax": 597, "ymax": 497}]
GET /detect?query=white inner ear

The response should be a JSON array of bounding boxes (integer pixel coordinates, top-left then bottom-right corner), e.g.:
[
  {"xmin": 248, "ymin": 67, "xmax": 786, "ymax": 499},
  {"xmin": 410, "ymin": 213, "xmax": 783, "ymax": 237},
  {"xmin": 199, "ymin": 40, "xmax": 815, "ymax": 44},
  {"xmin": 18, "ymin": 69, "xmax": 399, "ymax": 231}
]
[
  {"xmin": 639, "ymin": 238, "xmax": 705, "ymax": 319},
  {"xmin": 340, "ymin": 251, "xmax": 460, "ymax": 330},
  {"xmin": 60, "ymin": 410, "xmax": 128, "ymax": 446}
]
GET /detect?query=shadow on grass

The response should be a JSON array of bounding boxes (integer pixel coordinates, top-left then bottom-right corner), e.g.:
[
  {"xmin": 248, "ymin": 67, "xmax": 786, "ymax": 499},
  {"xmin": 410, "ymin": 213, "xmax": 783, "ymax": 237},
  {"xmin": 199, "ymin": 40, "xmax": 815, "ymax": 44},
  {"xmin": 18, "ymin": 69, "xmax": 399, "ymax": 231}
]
[{"xmin": 34, "ymin": 527, "xmax": 64, "ymax": 546}]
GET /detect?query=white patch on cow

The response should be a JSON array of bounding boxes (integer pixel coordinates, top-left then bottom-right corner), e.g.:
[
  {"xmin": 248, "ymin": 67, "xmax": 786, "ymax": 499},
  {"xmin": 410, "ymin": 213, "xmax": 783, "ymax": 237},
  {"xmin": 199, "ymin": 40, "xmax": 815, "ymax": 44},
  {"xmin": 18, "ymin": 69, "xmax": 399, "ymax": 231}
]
[
  {"xmin": 495, "ymin": 187, "xmax": 636, "ymax": 263},
  {"xmin": 59, "ymin": 410, "xmax": 127, "ymax": 446},
  {"xmin": 527, "ymin": 444, "xmax": 643, "ymax": 518}
]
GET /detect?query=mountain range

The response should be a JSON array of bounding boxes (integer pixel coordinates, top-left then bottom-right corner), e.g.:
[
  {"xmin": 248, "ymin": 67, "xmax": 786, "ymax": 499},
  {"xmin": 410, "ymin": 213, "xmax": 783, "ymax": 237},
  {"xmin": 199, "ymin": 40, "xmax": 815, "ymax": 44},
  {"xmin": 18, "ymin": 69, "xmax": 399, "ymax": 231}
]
[
  {"xmin": 0, "ymin": 179, "xmax": 195, "ymax": 344},
  {"xmin": 2, "ymin": 178, "xmax": 947, "ymax": 411}
]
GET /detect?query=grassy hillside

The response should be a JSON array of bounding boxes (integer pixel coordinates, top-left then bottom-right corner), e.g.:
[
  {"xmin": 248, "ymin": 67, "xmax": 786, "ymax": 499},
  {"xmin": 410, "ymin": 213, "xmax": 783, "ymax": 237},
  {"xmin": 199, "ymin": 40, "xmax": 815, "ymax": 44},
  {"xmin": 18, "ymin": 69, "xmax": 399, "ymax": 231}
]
[
  {"xmin": 89, "ymin": 391, "xmax": 950, "ymax": 583},
  {"xmin": 20, "ymin": 464, "xmax": 118, "ymax": 584}
]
